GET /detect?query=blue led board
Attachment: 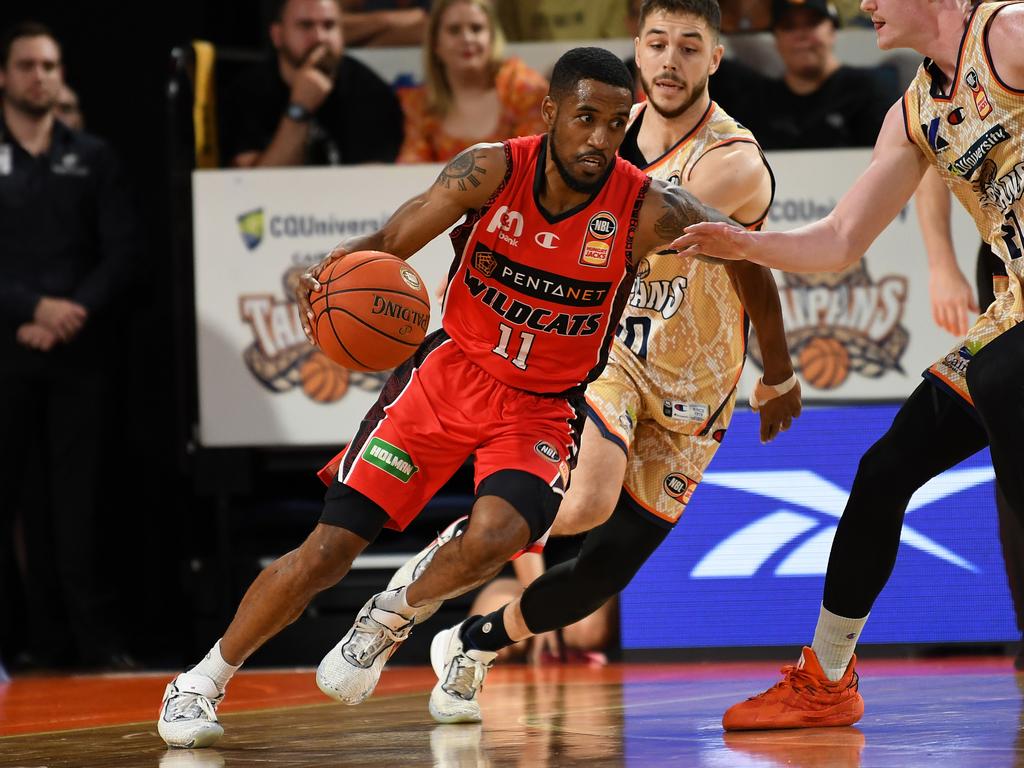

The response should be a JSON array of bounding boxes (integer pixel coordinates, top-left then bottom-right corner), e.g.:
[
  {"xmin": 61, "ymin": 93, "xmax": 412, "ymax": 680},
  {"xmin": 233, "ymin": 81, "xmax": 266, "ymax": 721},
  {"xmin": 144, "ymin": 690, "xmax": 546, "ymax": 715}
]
[{"xmin": 620, "ymin": 404, "xmax": 1017, "ymax": 649}]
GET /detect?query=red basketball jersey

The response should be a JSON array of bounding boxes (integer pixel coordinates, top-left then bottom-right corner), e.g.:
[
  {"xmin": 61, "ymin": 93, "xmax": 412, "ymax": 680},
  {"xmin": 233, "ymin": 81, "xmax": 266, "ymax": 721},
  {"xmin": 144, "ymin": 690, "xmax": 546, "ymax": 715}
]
[{"xmin": 442, "ymin": 135, "xmax": 651, "ymax": 395}]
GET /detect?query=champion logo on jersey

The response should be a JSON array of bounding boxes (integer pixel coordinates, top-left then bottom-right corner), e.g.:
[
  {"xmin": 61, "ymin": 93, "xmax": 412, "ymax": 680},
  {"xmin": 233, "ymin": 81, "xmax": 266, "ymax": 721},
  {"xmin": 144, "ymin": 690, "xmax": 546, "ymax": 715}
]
[{"xmin": 947, "ymin": 107, "xmax": 966, "ymax": 125}]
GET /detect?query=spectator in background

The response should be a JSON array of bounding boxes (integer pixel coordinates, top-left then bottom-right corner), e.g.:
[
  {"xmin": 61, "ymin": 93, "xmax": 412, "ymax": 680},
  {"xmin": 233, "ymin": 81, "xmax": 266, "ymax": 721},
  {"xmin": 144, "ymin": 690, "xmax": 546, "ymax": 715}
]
[
  {"xmin": 0, "ymin": 22, "xmax": 137, "ymax": 670},
  {"xmin": 339, "ymin": 0, "xmax": 429, "ymax": 47},
  {"xmin": 733, "ymin": 0, "xmax": 898, "ymax": 150},
  {"xmin": 719, "ymin": 0, "xmax": 771, "ymax": 33},
  {"xmin": 397, "ymin": 0, "xmax": 547, "ymax": 163},
  {"xmin": 496, "ymin": 0, "xmax": 630, "ymax": 41},
  {"xmin": 221, "ymin": 0, "xmax": 403, "ymax": 167},
  {"xmin": 54, "ymin": 83, "xmax": 83, "ymax": 130}
]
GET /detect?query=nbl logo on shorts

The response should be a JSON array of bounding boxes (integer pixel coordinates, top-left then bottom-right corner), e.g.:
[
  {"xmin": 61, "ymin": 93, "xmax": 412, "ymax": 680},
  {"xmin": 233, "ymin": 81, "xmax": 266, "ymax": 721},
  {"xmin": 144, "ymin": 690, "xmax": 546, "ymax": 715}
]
[{"xmin": 534, "ymin": 441, "xmax": 560, "ymax": 462}]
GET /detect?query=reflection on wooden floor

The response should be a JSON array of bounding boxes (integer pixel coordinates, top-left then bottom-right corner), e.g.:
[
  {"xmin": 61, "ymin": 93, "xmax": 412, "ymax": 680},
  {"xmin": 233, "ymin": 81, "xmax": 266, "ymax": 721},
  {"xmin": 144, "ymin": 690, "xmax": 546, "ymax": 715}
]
[{"xmin": 2, "ymin": 658, "xmax": 1023, "ymax": 767}]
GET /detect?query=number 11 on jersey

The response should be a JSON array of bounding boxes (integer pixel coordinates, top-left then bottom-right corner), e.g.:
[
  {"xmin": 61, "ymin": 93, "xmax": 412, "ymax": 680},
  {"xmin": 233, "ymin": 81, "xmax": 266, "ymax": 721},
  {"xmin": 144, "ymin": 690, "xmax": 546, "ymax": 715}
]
[{"xmin": 493, "ymin": 323, "xmax": 535, "ymax": 370}]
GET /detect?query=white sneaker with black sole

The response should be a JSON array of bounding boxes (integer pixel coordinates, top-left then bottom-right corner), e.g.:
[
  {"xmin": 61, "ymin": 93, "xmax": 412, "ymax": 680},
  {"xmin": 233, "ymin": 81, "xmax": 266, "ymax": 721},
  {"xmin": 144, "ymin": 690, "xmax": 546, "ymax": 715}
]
[
  {"xmin": 429, "ymin": 621, "xmax": 497, "ymax": 724},
  {"xmin": 316, "ymin": 589, "xmax": 415, "ymax": 705},
  {"xmin": 157, "ymin": 671, "xmax": 225, "ymax": 748},
  {"xmin": 386, "ymin": 516, "xmax": 469, "ymax": 622}
]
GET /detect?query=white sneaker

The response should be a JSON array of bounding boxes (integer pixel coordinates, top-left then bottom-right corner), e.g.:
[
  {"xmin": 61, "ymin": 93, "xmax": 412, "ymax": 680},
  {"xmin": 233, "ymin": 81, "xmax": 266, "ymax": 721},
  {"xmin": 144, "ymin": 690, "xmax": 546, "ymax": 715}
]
[
  {"xmin": 157, "ymin": 671, "xmax": 225, "ymax": 749},
  {"xmin": 386, "ymin": 516, "xmax": 469, "ymax": 622},
  {"xmin": 316, "ymin": 590, "xmax": 414, "ymax": 705},
  {"xmin": 428, "ymin": 622, "xmax": 497, "ymax": 724}
]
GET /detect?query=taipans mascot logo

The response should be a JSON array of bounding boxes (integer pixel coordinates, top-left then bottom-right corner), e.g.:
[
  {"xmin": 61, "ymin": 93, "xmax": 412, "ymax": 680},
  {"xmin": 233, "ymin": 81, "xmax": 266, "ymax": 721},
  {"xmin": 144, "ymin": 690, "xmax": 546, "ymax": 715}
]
[
  {"xmin": 237, "ymin": 266, "xmax": 390, "ymax": 403},
  {"xmin": 747, "ymin": 262, "xmax": 910, "ymax": 391},
  {"xmin": 238, "ymin": 208, "xmax": 265, "ymax": 251}
]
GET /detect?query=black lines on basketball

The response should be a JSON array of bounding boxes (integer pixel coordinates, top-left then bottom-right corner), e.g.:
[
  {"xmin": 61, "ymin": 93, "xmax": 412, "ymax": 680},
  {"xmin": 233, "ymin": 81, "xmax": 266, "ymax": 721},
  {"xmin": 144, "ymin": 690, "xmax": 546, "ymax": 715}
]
[{"xmin": 327, "ymin": 306, "xmax": 420, "ymax": 347}]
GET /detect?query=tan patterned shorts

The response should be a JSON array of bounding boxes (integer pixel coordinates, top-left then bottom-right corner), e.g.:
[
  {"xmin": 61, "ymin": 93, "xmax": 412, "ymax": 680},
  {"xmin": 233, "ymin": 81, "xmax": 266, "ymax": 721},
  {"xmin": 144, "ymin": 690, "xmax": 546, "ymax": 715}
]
[{"xmin": 585, "ymin": 358, "xmax": 732, "ymax": 526}]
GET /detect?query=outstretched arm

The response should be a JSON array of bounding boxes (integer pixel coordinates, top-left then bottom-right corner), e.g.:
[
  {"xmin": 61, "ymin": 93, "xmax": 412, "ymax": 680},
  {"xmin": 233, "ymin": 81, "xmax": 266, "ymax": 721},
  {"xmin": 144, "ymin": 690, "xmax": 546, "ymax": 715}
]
[
  {"xmin": 295, "ymin": 143, "xmax": 506, "ymax": 339},
  {"xmin": 670, "ymin": 101, "xmax": 931, "ymax": 272}
]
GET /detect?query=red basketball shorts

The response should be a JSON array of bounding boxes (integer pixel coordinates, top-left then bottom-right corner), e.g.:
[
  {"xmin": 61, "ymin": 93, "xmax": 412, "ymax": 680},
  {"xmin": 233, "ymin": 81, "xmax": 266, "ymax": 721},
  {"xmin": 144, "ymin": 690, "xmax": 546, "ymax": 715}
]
[{"xmin": 318, "ymin": 331, "xmax": 583, "ymax": 533}]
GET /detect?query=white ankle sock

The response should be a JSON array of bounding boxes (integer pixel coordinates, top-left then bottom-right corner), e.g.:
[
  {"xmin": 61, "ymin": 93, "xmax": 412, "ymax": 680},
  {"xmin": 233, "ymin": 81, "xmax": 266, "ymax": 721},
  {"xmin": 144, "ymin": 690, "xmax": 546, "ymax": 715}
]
[
  {"xmin": 811, "ymin": 604, "xmax": 868, "ymax": 682},
  {"xmin": 191, "ymin": 639, "xmax": 241, "ymax": 692},
  {"xmin": 376, "ymin": 586, "xmax": 419, "ymax": 619}
]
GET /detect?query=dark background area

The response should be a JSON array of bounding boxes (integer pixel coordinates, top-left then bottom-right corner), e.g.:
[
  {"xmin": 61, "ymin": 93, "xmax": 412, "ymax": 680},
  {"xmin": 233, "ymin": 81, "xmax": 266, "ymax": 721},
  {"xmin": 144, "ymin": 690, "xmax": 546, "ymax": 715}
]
[{"xmin": 0, "ymin": 1, "xmax": 474, "ymax": 670}]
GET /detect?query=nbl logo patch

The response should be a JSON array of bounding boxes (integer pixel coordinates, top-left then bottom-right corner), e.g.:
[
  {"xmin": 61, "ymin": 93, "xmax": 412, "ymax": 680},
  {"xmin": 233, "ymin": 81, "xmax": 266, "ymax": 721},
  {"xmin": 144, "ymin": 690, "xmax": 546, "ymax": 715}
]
[
  {"xmin": 580, "ymin": 211, "xmax": 617, "ymax": 268},
  {"xmin": 534, "ymin": 441, "xmax": 561, "ymax": 462},
  {"xmin": 664, "ymin": 472, "xmax": 696, "ymax": 505}
]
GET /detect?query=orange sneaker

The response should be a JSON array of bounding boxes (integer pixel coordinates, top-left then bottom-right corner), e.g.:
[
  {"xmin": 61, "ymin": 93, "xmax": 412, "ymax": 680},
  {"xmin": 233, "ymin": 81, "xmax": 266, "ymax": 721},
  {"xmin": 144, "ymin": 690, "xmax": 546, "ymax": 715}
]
[{"xmin": 722, "ymin": 647, "xmax": 864, "ymax": 731}]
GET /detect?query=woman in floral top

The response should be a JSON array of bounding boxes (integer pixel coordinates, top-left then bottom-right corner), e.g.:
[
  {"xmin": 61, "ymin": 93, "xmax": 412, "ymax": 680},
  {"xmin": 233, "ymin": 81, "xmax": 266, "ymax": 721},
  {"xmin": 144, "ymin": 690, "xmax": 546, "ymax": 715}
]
[{"xmin": 397, "ymin": 0, "xmax": 549, "ymax": 163}]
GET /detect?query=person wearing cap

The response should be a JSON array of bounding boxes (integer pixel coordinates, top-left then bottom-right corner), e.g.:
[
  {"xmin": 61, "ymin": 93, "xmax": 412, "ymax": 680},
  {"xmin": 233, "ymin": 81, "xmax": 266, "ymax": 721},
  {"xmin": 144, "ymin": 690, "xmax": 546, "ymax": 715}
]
[{"xmin": 738, "ymin": 0, "xmax": 899, "ymax": 150}]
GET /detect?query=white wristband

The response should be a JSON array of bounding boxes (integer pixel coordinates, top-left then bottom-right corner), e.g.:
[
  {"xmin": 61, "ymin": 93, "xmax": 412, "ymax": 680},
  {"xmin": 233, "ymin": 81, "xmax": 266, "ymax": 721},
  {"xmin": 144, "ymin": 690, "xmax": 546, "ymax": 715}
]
[{"xmin": 749, "ymin": 373, "xmax": 798, "ymax": 410}]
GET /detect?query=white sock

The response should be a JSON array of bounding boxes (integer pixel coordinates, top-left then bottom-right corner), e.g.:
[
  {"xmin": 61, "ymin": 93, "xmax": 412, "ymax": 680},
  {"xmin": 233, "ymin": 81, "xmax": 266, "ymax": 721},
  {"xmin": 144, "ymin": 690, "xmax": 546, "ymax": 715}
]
[
  {"xmin": 191, "ymin": 639, "xmax": 241, "ymax": 692},
  {"xmin": 375, "ymin": 586, "xmax": 419, "ymax": 619},
  {"xmin": 811, "ymin": 604, "xmax": 868, "ymax": 682}
]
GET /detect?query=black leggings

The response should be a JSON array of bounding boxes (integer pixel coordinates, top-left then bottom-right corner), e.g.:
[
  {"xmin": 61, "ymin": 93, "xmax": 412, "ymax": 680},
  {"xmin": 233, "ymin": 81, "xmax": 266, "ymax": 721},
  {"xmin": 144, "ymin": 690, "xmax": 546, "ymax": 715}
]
[
  {"xmin": 519, "ymin": 496, "xmax": 669, "ymax": 634},
  {"xmin": 824, "ymin": 320, "xmax": 1024, "ymax": 618}
]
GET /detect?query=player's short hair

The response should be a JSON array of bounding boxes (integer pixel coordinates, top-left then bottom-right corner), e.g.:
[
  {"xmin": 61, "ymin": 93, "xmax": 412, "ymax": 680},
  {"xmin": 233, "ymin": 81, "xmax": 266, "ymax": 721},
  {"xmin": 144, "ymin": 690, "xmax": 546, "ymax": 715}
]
[
  {"xmin": 270, "ymin": 0, "xmax": 343, "ymax": 23},
  {"xmin": 549, "ymin": 47, "xmax": 634, "ymax": 102},
  {"xmin": 0, "ymin": 21, "xmax": 59, "ymax": 70},
  {"xmin": 638, "ymin": 0, "xmax": 722, "ymax": 39}
]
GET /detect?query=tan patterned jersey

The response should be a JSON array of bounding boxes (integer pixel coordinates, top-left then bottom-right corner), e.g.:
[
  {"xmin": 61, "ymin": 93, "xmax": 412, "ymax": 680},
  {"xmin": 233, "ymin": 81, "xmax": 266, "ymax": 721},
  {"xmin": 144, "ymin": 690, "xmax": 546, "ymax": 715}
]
[
  {"xmin": 903, "ymin": 1, "xmax": 1024, "ymax": 404},
  {"xmin": 609, "ymin": 101, "xmax": 773, "ymax": 435}
]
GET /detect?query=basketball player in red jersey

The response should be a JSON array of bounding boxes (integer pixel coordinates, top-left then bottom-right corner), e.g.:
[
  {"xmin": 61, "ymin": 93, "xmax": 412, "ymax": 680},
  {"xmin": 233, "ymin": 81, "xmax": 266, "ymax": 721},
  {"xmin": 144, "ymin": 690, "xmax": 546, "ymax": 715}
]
[
  {"xmin": 675, "ymin": 0, "xmax": 1024, "ymax": 731},
  {"xmin": 158, "ymin": 47, "xmax": 747, "ymax": 747}
]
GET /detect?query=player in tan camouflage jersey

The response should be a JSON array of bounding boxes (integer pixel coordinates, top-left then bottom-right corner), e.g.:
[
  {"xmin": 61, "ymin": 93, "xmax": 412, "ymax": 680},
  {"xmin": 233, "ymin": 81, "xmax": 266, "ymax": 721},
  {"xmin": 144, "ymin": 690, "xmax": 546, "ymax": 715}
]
[
  {"xmin": 380, "ymin": 0, "xmax": 802, "ymax": 723},
  {"xmin": 678, "ymin": 0, "xmax": 1024, "ymax": 732}
]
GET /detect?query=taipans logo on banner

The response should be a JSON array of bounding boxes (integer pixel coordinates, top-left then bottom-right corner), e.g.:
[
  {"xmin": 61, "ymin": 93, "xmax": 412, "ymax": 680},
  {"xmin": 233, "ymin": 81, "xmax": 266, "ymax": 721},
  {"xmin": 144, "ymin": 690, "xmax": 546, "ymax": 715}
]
[
  {"xmin": 237, "ymin": 266, "xmax": 389, "ymax": 403},
  {"xmin": 747, "ymin": 262, "xmax": 910, "ymax": 391},
  {"xmin": 235, "ymin": 207, "xmax": 388, "ymax": 252},
  {"xmin": 691, "ymin": 467, "xmax": 992, "ymax": 578}
]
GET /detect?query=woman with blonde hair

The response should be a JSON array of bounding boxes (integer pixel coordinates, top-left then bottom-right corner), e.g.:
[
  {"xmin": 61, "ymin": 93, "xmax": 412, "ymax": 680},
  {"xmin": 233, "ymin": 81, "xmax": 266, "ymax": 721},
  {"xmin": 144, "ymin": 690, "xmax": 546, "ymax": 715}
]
[{"xmin": 397, "ymin": 0, "xmax": 548, "ymax": 163}]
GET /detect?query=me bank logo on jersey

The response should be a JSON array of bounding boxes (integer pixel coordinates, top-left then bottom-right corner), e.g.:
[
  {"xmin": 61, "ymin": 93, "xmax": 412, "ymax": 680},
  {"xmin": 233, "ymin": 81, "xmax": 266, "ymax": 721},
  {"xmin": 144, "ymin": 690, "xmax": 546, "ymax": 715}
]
[{"xmin": 621, "ymin": 405, "xmax": 1017, "ymax": 649}]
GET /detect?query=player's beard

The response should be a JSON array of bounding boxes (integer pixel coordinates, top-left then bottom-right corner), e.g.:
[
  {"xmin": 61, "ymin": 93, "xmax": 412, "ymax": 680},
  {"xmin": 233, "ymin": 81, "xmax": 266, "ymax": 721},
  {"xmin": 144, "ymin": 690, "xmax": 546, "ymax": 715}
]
[
  {"xmin": 4, "ymin": 87, "xmax": 58, "ymax": 118},
  {"xmin": 640, "ymin": 70, "xmax": 709, "ymax": 119},
  {"xmin": 549, "ymin": 124, "xmax": 613, "ymax": 195}
]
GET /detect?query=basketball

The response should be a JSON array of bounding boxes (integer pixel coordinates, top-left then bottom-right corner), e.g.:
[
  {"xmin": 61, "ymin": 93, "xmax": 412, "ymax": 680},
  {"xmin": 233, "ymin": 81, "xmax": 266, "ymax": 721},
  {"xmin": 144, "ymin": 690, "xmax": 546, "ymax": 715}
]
[
  {"xmin": 798, "ymin": 336, "xmax": 850, "ymax": 390},
  {"xmin": 300, "ymin": 351, "xmax": 350, "ymax": 403},
  {"xmin": 309, "ymin": 251, "xmax": 430, "ymax": 372}
]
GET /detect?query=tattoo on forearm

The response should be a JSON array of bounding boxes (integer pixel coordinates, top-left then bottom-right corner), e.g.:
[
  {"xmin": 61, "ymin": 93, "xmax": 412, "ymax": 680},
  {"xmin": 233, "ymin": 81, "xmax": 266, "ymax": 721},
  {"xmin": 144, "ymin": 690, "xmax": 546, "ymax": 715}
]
[
  {"xmin": 653, "ymin": 187, "xmax": 705, "ymax": 241},
  {"xmin": 435, "ymin": 148, "xmax": 488, "ymax": 192}
]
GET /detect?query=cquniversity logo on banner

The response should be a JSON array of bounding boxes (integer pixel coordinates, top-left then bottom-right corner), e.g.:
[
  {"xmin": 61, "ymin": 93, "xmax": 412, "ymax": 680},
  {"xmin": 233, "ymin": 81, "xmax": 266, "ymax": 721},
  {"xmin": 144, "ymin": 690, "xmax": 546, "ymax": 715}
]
[
  {"xmin": 620, "ymin": 405, "xmax": 1017, "ymax": 649},
  {"xmin": 237, "ymin": 208, "xmax": 265, "ymax": 250}
]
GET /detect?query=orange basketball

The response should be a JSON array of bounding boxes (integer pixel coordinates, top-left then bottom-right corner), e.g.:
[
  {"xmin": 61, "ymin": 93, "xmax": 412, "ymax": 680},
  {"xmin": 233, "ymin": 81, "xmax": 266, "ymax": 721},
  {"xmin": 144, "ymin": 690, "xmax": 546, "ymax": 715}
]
[
  {"xmin": 309, "ymin": 251, "xmax": 430, "ymax": 372},
  {"xmin": 799, "ymin": 336, "xmax": 850, "ymax": 390},
  {"xmin": 300, "ymin": 352, "xmax": 350, "ymax": 403}
]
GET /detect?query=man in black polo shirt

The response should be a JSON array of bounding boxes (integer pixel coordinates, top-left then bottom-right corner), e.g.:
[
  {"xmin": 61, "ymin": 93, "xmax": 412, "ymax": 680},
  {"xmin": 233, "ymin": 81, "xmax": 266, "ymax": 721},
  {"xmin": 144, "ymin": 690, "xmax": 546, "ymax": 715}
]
[
  {"xmin": 0, "ymin": 22, "xmax": 136, "ymax": 670},
  {"xmin": 221, "ymin": 0, "xmax": 404, "ymax": 167},
  {"xmin": 734, "ymin": 0, "xmax": 899, "ymax": 150}
]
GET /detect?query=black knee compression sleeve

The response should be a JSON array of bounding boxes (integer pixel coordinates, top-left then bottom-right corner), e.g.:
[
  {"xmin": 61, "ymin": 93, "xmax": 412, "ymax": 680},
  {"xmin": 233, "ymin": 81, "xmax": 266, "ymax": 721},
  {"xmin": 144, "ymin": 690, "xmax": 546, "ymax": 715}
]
[{"xmin": 519, "ymin": 496, "xmax": 669, "ymax": 634}]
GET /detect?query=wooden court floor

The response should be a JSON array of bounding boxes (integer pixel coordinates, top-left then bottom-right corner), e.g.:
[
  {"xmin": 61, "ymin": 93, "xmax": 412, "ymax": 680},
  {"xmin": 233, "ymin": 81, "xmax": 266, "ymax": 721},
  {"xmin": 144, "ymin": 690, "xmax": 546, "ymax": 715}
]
[{"xmin": 2, "ymin": 657, "xmax": 1023, "ymax": 767}]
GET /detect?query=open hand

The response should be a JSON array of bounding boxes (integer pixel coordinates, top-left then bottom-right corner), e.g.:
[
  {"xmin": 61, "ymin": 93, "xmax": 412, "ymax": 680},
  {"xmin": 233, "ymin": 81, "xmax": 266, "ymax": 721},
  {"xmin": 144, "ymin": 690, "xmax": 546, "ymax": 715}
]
[
  {"xmin": 929, "ymin": 264, "xmax": 979, "ymax": 337},
  {"xmin": 671, "ymin": 221, "xmax": 749, "ymax": 261},
  {"xmin": 296, "ymin": 245, "xmax": 349, "ymax": 343},
  {"xmin": 753, "ymin": 378, "xmax": 802, "ymax": 444}
]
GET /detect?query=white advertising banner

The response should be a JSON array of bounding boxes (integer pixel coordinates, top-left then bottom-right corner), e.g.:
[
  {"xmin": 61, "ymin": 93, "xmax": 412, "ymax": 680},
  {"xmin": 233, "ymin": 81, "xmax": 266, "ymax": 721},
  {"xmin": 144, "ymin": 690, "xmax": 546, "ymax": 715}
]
[{"xmin": 193, "ymin": 150, "xmax": 981, "ymax": 447}]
